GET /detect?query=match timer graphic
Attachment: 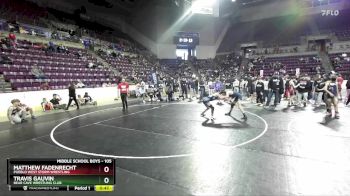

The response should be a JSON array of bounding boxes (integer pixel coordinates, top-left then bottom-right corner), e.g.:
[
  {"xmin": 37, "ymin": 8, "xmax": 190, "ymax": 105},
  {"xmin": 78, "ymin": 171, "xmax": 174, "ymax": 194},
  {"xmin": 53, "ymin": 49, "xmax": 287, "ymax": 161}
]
[{"xmin": 7, "ymin": 158, "xmax": 115, "ymax": 191}]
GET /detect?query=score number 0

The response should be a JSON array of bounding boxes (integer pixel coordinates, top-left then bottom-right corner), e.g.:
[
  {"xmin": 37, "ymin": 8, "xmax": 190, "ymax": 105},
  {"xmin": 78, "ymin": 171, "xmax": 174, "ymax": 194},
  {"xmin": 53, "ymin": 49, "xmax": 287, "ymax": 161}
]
[{"xmin": 103, "ymin": 166, "xmax": 110, "ymax": 184}]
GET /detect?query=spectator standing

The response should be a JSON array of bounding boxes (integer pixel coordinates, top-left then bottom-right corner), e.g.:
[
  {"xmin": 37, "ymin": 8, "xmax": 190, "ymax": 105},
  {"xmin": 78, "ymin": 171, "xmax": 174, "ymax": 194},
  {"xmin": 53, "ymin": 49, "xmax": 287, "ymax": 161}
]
[
  {"xmin": 194, "ymin": 78, "xmax": 199, "ymax": 95},
  {"xmin": 200, "ymin": 79, "xmax": 207, "ymax": 100},
  {"xmin": 255, "ymin": 77, "xmax": 264, "ymax": 106},
  {"xmin": 346, "ymin": 79, "xmax": 350, "ymax": 105},
  {"xmin": 295, "ymin": 76, "xmax": 310, "ymax": 107},
  {"xmin": 180, "ymin": 78, "xmax": 188, "ymax": 100},
  {"xmin": 8, "ymin": 32, "xmax": 16, "ymax": 48},
  {"xmin": 118, "ymin": 78, "xmax": 129, "ymax": 111},
  {"xmin": 233, "ymin": 79, "xmax": 240, "ymax": 93},
  {"xmin": 265, "ymin": 74, "xmax": 283, "ymax": 107},
  {"xmin": 165, "ymin": 82, "xmax": 173, "ymax": 102},
  {"xmin": 139, "ymin": 81, "xmax": 146, "ymax": 103},
  {"xmin": 337, "ymin": 74, "xmax": 344, "ymax": 100},
  {"xmin": 285, "ymin": 76, "xmax": 296, "ymax": 107},
  {"xmin": 313, "ymin": 76, "xmax": 323, "ymax": 106},
  {"xmin": 208, "ymin": 80, "xmax": 214, "ymax": 95}
]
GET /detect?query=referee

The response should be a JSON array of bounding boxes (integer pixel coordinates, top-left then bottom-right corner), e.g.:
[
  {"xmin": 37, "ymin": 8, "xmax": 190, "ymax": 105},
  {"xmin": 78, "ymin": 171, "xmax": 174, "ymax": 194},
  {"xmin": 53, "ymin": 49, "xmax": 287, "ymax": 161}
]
[
  {"xmin": 65, "ymin": 83, "xmax": 79, "ymax": 110},
  {"xmin": 118, "ymin": 78, "xmax": 129, "ymax": 111}
]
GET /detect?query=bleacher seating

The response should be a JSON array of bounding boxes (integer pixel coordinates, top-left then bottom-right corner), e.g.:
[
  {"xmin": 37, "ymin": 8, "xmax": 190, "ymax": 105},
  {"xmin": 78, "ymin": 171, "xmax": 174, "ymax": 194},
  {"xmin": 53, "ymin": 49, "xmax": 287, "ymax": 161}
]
[
  {"xmin": 329, "ymin": 52, "xmax": 350, "ymax": 76},
  {"xmin": 0, "ymin": 39, "xmax": 114, "ymax": 91},
  {"xmin": 335, "ymin": 28, "xmax": 350, "ymax": 41},
  {"xmin": 251, "ymin": 54, "xmax": 323, "ymax": 76},
  {"xmin": 98, "ymin": 52, "xmax": 154, "ymax": 82},
  {"xmin": 0, "ymin": 0, "xmax": 47, "ymax": 26},
  {"xmin": 0, "ymin": 3, "xmax": 349, "ymax": 92},
  {"xmin": 218, "ymin": 9, "xmax": 350, "ymax": 53}
]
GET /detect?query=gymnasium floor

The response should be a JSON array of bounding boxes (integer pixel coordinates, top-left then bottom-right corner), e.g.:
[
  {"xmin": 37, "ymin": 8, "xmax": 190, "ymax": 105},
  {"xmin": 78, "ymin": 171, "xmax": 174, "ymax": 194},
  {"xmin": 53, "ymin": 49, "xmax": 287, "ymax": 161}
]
[{"xmin": 1, "ymin": 99, "xmax": 350, "ymax": 196}]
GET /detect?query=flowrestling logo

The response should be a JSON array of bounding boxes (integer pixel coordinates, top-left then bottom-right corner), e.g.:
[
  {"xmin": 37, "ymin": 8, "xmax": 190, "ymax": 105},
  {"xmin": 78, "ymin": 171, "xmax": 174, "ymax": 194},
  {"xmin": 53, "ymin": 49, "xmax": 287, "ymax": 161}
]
[{"xmin": 321, "ymin": 10, "xmax": 340, "ymax": 16}]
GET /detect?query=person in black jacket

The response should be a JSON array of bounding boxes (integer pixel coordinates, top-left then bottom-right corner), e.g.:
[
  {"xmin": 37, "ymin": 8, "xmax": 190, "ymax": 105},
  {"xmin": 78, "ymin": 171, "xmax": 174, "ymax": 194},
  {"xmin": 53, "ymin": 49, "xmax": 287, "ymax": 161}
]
[
  {"xmin": 180, "ymin": 78, "xmax": 188, "ymax": 100},
  {"xmin": 313, "ymin": 75, "xmax": 324, "ymax": 106},
  {"xmin": 307, "ymin": 76, "xmax": 314, "ymax": 101},
  {"xmin": 255, "ymin": 77, "xmax": 264, "ymax": 106},
  {"xmin": 265, "ymin": 73, "xmax": 284, "ymax": 107},
  {"xmin": 66, "ymin": 83, "xmax": 79, "ymax": 110},
  {"xmin": 199, "ymin": 79, "xmax": 206, "ymax": 101},
  {"xmin": 295, "ymin": 76, "xmax": 311, "ymax": 107},
  {"xmin": 194, "ymin": 78, "xmax": 199, "ymax": 95},
  {"xmin": 165, "ymin": 81, "xmax": 173, "ymax": 102}
]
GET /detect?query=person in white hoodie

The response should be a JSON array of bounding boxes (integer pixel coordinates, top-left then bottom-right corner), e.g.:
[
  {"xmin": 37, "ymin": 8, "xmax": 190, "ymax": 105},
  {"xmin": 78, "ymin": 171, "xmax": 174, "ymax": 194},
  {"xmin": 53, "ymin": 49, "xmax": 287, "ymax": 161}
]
[
  {"xmin": 139, "ymin": 81, "xmax": 146, "ymax": 103},
  {"xmin": 233, "ymin": 79, "xmax": 240, "ymax": 93}
]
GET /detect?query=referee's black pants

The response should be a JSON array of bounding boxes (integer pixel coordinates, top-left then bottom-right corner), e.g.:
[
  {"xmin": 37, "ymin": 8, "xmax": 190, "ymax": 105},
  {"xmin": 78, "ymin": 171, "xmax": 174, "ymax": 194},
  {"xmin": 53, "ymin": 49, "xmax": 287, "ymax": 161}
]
[
  {"xmin": 67, "ymin": 96, "xmax": 79, "ymax": 109},
  {"xmin": 121, "ymin": 93, "xmax": 128, "ymax": 109}
]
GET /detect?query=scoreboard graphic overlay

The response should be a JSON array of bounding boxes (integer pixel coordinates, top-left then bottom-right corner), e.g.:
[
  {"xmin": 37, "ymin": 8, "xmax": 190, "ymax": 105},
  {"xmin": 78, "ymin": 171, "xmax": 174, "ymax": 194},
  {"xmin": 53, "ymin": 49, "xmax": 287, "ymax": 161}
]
[{"xmin": 7, "ymin": 158, "xmax": 115, "ymax": 191}]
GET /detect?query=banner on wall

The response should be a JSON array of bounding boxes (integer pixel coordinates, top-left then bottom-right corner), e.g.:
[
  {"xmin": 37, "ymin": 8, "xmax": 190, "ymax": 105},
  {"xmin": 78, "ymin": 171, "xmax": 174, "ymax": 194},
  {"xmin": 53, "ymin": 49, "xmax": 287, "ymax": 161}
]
[
  {"xmin": 260, "ymin": 70, "xmax": 264, "ymax": 77},
  {"xmin": 296, "ymin": 68, "xmax": 300, "ymax": 76}
]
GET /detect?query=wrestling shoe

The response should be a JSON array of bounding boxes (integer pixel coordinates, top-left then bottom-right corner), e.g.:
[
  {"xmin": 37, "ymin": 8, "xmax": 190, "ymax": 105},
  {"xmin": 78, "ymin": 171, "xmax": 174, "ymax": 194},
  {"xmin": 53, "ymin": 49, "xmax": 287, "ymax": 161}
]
[
  {"xmin": 200, "ymin": 113, "xmax": 205, "ymax": 117},
  {"xmin": 209, "ymin": 116, "xmax": 215, "ymax": 120},
  {"xmin": 225, "ymin": 113, "xmax": 231, "ymax": 116},
  {"xmin": 335, "ymin": 113, "xmax": 340, "ymax": 119},
  {"xmin": 242, "ymin": 114, "xmax": 248, "ymax": 120}
]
